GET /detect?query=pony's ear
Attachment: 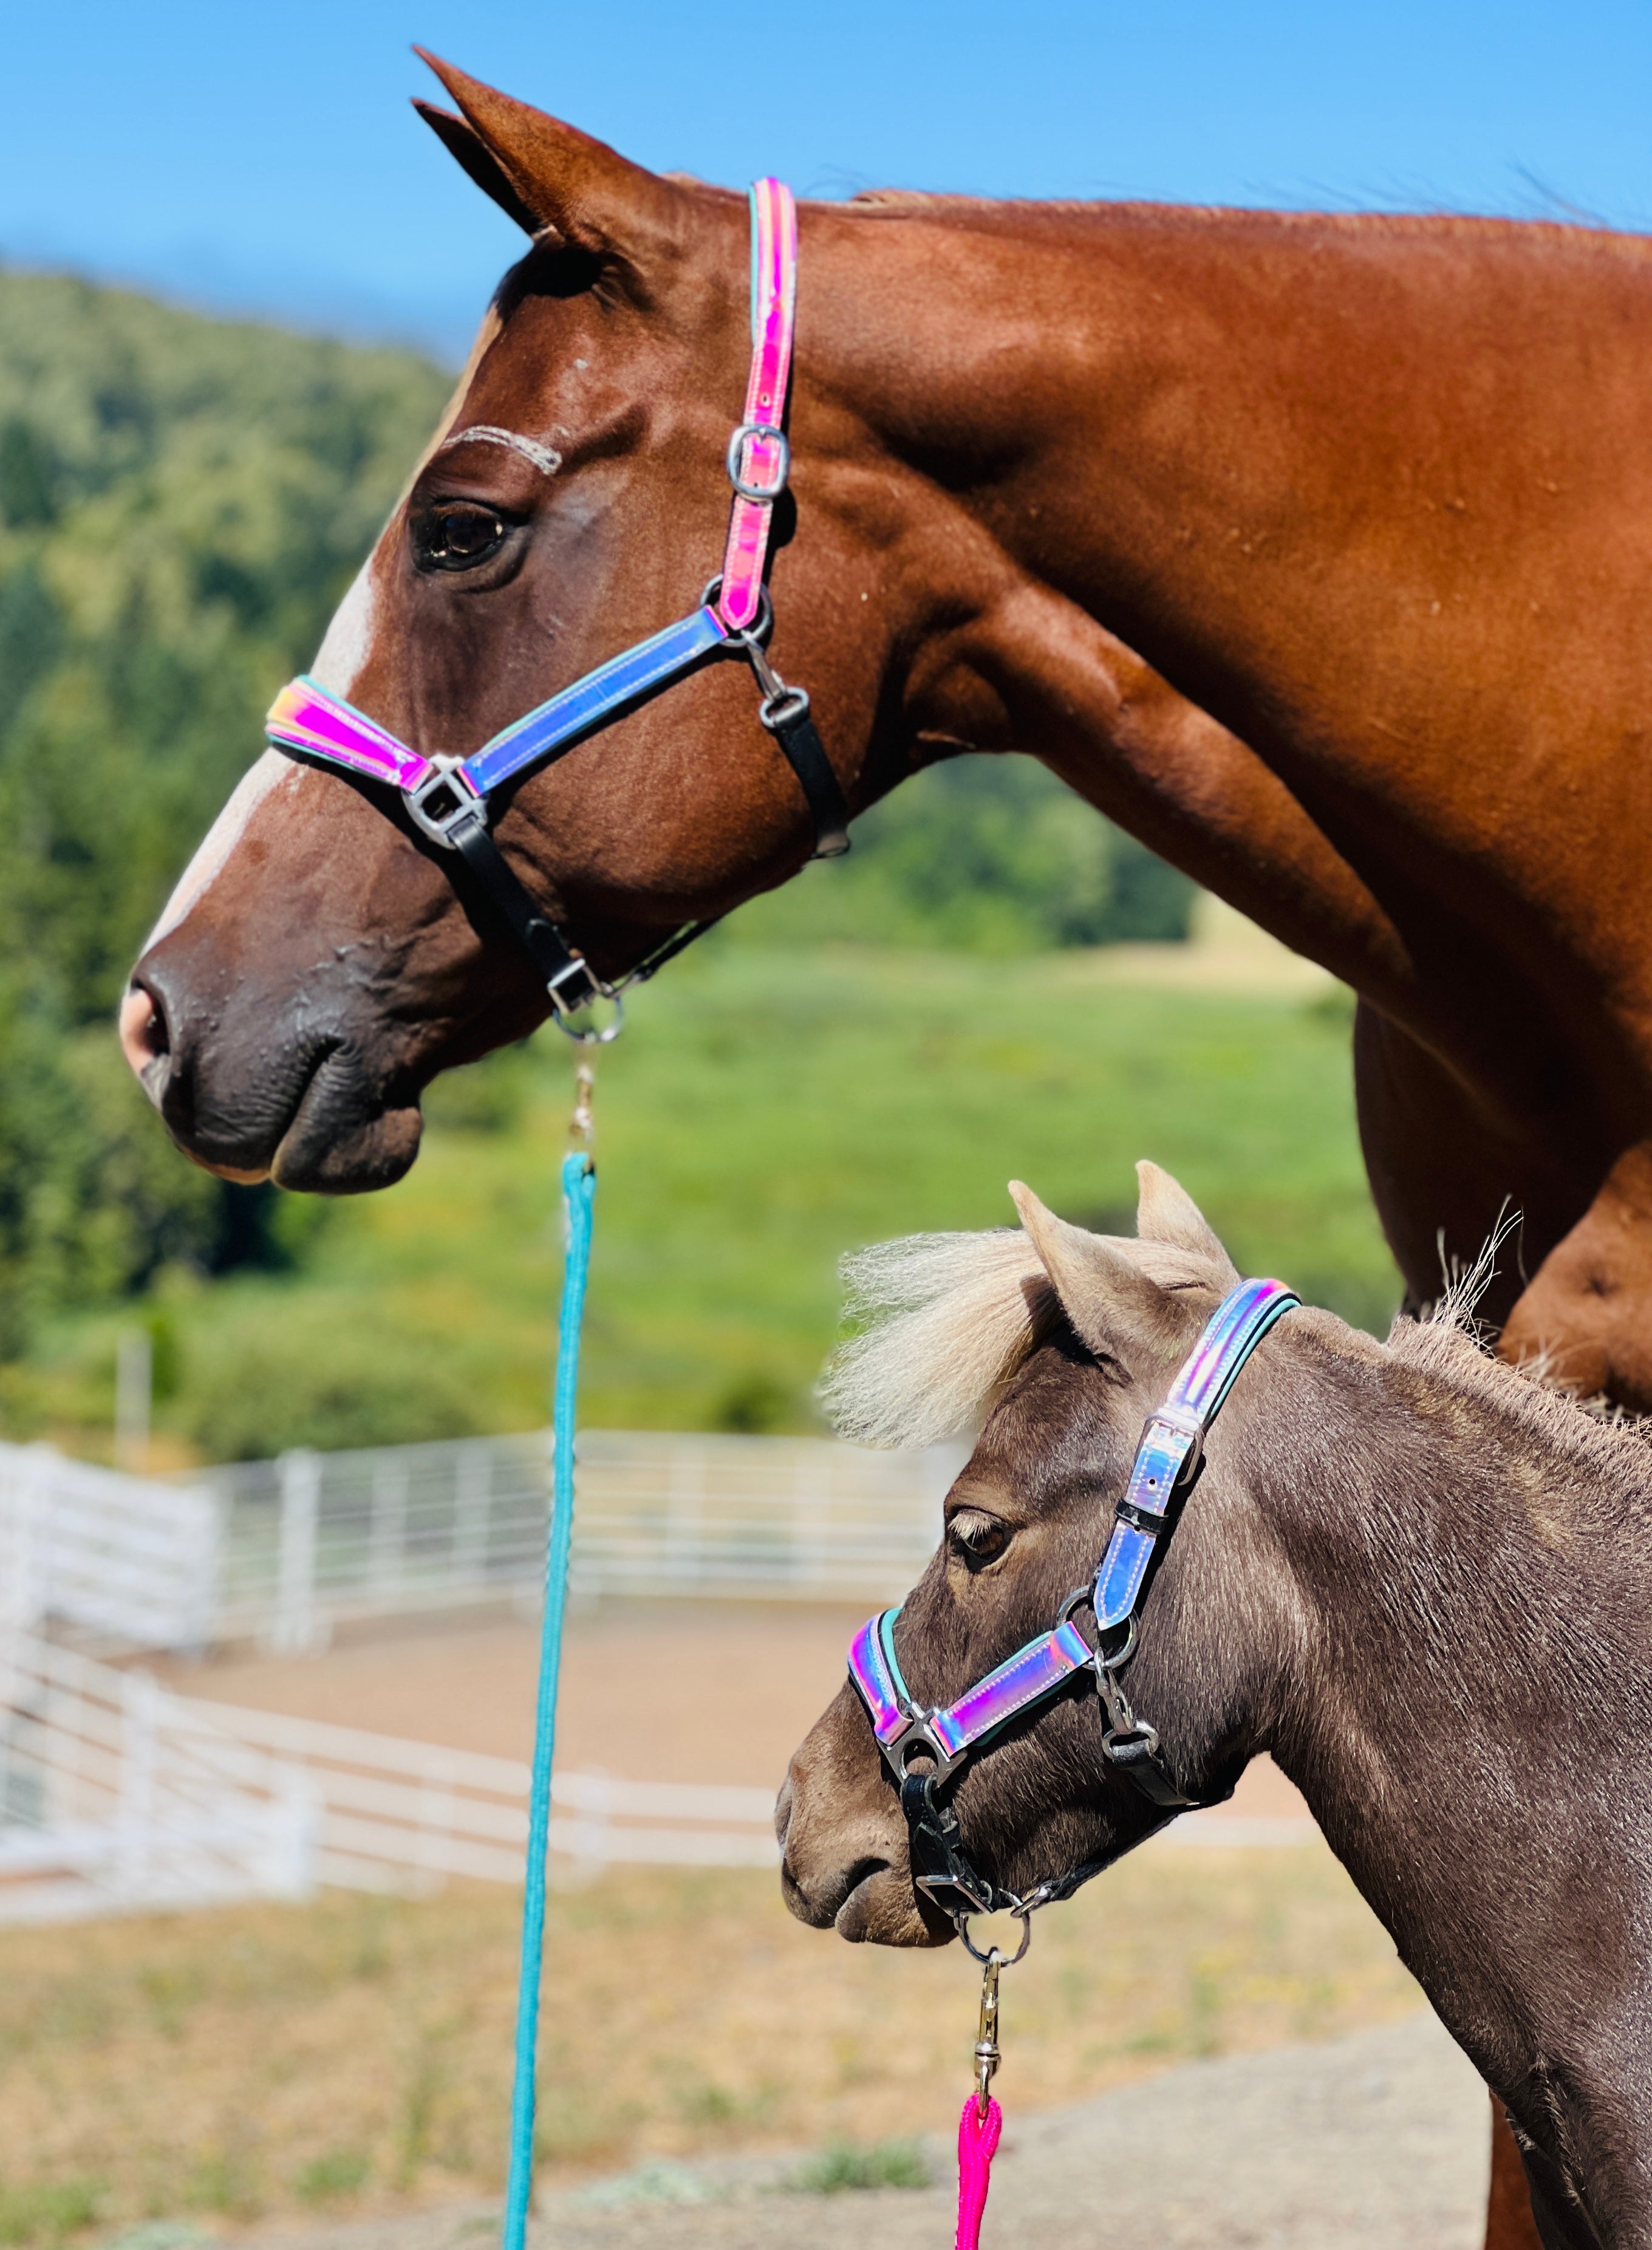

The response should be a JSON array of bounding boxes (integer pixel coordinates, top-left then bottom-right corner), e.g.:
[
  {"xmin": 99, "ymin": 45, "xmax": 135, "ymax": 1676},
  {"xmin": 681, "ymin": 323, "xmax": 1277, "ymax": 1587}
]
[
  {"xmin": 1135, "ymin": 1161, "xmax": 1239, "ymax": 1282},
  {"xmin": 414, "ymin": 102, "xmax": 542, "ymax": 237},
  {"xmin": 414, "ymin": 52, "xmax": 686, "ymax": 267},
  {"xmin": 1009, "ymin": 1181, "xmax": 1172, "ymax": 1368}
]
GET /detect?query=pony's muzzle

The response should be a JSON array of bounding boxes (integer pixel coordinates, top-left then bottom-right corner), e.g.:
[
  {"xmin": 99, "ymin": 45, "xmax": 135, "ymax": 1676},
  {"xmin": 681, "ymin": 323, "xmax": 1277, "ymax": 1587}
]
[{"xmin": 777, "ymin": 1689, "xmax": 949, "ymax": 1947}]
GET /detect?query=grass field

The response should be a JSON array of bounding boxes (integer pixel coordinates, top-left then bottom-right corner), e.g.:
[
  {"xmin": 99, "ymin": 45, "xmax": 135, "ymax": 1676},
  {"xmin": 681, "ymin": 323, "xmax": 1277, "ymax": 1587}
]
[
  {"xmin": 34, "ymin": 940, "xmax": 1398, "ymax": 1461},
  {"xmin": 0, "ymin": 1845, "xmax": 1421, "ymax": 2242}
]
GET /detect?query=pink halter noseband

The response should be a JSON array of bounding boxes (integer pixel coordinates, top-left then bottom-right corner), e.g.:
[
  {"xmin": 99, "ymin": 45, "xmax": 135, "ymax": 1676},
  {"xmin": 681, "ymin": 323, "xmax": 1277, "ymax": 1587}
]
[{"xmin": 264, "ymin": 180, "xmax": 847, "ymax": 1039}]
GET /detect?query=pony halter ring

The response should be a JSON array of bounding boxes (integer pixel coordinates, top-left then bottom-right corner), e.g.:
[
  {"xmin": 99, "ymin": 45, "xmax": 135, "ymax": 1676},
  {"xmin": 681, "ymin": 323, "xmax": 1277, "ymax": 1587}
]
[
  {"xmin": 264, "ymin": 179, "xmax": 848, "ymax": 1041},
  {"xmin": 848, "ymin": 1276, "xmax": 1300, "ymax": 1932}
]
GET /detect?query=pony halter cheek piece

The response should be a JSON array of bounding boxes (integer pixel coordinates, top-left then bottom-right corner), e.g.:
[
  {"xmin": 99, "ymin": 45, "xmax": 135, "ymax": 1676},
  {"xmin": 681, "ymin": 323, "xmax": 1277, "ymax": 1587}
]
[
  {"xmin": 263, "ymin": 178, "xmax": 850, "ymax": 1041},
  {"xmin": 847, "ymin": 1275, "xmax": 1300, "ymax": 1930}
]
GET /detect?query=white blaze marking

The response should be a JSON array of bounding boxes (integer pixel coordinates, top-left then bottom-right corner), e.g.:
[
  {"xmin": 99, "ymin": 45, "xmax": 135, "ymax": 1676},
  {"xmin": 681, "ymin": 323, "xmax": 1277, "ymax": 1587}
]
[
  {"xmin": 143, "ymin": 749, "xmax": 296, "ymax": 949},
  {"xmin": 140, "ymin": 298, "xmax": 512, "ymax": 958},
  {"xmin": 310, "ymin": 558, "xmax": 379, "ymax": 697}
]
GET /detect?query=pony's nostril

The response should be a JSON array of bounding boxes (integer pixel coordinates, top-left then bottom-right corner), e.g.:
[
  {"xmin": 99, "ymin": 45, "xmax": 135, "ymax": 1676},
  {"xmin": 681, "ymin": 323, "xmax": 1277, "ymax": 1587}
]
[
  {"xmin": 118, "ymin": 983, "xmax": 169, "ymax": 1080},
  {"xmin": 773, "ymin": 1777, "xmax": 794, "ymax": 1851}
]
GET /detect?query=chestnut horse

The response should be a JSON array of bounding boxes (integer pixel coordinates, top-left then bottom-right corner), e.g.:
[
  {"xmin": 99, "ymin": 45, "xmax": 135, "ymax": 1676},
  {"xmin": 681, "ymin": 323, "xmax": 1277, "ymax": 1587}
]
[
  {"xmin": 782, "ymin": 1164, "xmax": 1652, "ymax": 2250},
  {"xmin": 117, "ymin": 57, "xmax": 1652, "ymax": 2246}
]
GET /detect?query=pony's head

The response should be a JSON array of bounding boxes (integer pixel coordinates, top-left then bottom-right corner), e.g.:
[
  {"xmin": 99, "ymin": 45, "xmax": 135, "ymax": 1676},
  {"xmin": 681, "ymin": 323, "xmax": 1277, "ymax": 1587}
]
[
  {"xmin": 118, "ymin": 57, "xmax": 934, "ymax": 1191},
  {"xmin": 777, "ymin": 1161, "xmax": 1311, "ymax": 1945}
]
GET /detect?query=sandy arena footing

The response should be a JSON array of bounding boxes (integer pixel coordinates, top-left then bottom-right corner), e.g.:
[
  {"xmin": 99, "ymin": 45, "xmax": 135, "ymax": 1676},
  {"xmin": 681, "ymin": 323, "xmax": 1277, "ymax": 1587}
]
[{"xmin": 214, "ymin": 2007, "xmax": 1487, "ymax": 2250}]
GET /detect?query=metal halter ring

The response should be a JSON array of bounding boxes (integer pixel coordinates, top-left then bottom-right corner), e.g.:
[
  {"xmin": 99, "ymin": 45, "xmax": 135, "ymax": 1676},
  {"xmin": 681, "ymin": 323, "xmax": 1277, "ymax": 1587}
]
[
  {"xmin": 703, "ymin": 576, "xmax": 774, "ymax": 644},
  {"xmin": 759, "ymin": 685, "xmax": 811, "ymax": 733},
  {"xmin": 726, "ymin": 422, "xmax": 790, "ymax": 502},
  {"xmin": 957, "ymin": 1907, "xmax": 1034, "ymax": 1968},
  {"xmin": 549, "ymin": 991, "xmax": 625, "ymax": 1046}
]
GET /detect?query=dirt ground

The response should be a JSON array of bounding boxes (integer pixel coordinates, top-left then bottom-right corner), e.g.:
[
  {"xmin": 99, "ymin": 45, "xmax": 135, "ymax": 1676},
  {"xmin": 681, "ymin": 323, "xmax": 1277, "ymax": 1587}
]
[
  {"xmin": 122, "ymin": 2009, "xmax": 1483, "ymax": 2250},
  {"xmin": 156, "ymin": 1601, "xmax": 1312, "ymax": 1828},
  {"xmin": 4, "ymin": 1607, "xmax": 1376, "ymax": 2248}
]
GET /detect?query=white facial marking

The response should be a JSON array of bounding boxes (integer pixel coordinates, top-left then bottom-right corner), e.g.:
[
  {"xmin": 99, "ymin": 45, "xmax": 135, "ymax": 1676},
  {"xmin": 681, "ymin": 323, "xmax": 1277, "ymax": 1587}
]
[
  {"xmin": 435, "ymin": 426, "xmax": 562, "ymax": 478},
  {"xmin": 310, "ymin": 558, "xmax": 379, "ymax": 698},
  {"xmin": 144, "ymin": 749, "xmax": 298, "ymax": 949}
]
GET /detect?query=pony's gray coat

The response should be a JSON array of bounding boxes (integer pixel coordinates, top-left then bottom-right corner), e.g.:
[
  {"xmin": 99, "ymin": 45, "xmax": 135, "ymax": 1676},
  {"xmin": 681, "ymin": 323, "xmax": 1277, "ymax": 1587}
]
[{"xmin": 784, "ymin": 1170, "xmax": 1652, "ymax": 2250}]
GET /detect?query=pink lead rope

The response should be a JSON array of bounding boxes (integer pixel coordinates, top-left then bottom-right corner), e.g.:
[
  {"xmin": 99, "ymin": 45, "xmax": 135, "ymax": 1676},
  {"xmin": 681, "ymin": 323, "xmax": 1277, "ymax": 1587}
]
[{"xmin": 955, "ymin": 2093, "xmax": 1003, "ymax": 2249}]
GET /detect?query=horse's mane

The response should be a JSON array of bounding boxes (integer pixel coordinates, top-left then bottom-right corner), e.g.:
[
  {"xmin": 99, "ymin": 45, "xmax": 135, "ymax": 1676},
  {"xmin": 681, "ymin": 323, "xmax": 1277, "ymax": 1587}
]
[
  {"xmin": 821, "ymin": 1229, "xmax": 1054, "ymax": 1450},
  {"xmin": 823, "ymin": 1216, "xmax": 1652, "ymax": 1485}
]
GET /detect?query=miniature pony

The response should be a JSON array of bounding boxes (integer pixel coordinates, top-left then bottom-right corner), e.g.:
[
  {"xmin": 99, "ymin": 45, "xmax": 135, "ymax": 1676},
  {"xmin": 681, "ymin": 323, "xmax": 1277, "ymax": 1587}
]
[{"xmin": 780, "ymin": 1164, "xmax": 1652, "ymax": 2250}]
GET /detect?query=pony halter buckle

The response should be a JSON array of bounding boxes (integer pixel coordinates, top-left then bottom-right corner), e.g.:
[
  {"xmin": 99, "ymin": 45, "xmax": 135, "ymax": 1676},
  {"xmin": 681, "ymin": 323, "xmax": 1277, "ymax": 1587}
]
[
  {"xmin": 263, "ymin": 178, "xmax": 847, "ymax": 1042},
  {"xmin": 847, "ymin": 1276, "xmax": 1300, "ymax": 1930}
]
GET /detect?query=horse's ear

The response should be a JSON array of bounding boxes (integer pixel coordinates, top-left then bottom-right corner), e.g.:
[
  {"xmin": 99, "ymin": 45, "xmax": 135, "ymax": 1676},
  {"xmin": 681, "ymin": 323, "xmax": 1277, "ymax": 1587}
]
[
  {"xmin": 1008, "ymin": 1181, "xmax": 1171, "ymax": 1367},
  {"xmin": 414, "ymin": 102, "xmax": 542, "ymax": 237},
  {"xmin": 414, "ymin": 51, "xmax": 684, "ymax": 266},
  {"xmin": 1135, "ymin": 1161, "xmax": 1239, "ymax": 1281}
]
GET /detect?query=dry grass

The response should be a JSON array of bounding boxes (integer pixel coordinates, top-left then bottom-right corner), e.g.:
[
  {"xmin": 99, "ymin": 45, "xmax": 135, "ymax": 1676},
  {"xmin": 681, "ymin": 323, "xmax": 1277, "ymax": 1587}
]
[{"xmin": 0, "ymin": 1844, "xmax": 1422, "ymax": 2241}]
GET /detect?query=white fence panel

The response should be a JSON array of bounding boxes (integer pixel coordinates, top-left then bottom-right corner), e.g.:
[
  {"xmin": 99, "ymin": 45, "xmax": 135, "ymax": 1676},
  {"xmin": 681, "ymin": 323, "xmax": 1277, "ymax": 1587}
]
[
  {"xmin": 182, "ymin": 1699, "xmax": 780, "ymax": 1889},
  {"xmin": 0, "ymin": 1633, "xmax": 315, "ymax": 1924},
  {"xmin": 0, "ymin": 1427, "xmax": 960, "ymax": 1661},
  {"xmin": 0, "ymin": 1629, "xmax": 779, "ymax": 1924},
  {"xmin": 198, "ymin": 1428, "xmax": 961, "ymax": 1647},
  {"xmin": 0, "ymin": 1443, "xmax": 218, "ymax": 1653}
]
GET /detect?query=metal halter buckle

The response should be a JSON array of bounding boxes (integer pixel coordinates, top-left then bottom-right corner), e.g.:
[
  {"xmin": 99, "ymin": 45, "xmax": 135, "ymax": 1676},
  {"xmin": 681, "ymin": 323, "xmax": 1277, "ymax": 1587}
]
[
  {"xmin": 404, "ymin": 757, "xmax": 485, "ymax": 849},
  {"xmin": 1140, "ymin": 1401, "xmax": 1206, "ymax": 1477},
  {"xmin": 726, "ymin": 421, "xmax": 790, "ymax": 502},
  {"xmin": 544, "ymin": 960, "xmax": 625, "ymax": 1047}
]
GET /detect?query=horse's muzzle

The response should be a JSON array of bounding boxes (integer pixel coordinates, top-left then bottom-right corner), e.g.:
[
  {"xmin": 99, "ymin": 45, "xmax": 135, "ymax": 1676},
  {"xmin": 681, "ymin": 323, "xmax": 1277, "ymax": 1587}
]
[{"xmin": 121, "ymin": 948, "xmax": 426, "ymax": 1195}]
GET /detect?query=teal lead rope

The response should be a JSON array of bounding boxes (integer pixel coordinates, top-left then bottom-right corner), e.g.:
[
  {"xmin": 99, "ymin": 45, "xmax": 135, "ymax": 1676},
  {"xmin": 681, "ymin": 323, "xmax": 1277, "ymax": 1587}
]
[{"xmin": 502, "ymin": 1135, "xmax": 596, "ymax": 2249}]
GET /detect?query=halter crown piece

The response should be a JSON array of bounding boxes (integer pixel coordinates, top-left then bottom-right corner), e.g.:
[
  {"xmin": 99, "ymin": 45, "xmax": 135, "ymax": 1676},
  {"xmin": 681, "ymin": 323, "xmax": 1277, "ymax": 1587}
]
[
  {"xmin": 848, "ymin": 1276, "xmax": 1300, "ymax": 1932},
  {"xmin": 264, "ymin": 179, "xmax": 847, "ymax": 1041}
]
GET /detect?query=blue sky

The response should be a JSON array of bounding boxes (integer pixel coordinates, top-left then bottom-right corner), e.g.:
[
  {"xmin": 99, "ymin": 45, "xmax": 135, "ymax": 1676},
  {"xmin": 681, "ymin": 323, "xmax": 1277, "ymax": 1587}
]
[{"xmin": 9, "ymin": 1, "xmax": 1652, "ymax": 362}]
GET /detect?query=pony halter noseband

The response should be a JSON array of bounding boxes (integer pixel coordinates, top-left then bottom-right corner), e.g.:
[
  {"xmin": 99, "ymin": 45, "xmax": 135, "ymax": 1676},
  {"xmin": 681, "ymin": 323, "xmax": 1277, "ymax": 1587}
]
[
  {"xmin": 264, "ymin": 179, "xmax": 848, "ymax": 1040},
  {"xmin": 848, "ymin": 1276, "xmax": 1299, "ymax": 1934}
]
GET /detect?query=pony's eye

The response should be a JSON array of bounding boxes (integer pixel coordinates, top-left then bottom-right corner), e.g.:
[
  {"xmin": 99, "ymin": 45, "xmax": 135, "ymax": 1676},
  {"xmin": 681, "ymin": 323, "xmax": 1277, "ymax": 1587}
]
[
  {"xmin": 414, "ymin": 501, "xmax": 510, "ymax": 572},
  {"xmin": 949, "ymin": 1511, "xmax": 1010, "ymax": 1567}
]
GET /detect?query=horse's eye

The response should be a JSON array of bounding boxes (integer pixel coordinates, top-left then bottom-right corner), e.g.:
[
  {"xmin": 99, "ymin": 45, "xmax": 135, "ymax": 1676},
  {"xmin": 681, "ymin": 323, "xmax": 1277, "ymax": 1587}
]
[
  {"xmin": 949, "ymin": 1510, "xmax": 1010, "ymax": 1567},
  {"xmin": 414, "ymin": 501, "xmax": 510, "ymax": 572}
]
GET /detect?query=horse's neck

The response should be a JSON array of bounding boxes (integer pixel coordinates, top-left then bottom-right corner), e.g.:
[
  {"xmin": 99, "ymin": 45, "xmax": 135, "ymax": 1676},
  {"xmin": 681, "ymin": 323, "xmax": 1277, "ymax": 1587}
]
[
  {"xmin": 819, "ymin": 199, "xmax": 1636, "ymax": 742},
  {"xmin": 807, "ymin": 202, "xmax": 1652, "ymax": 1040}
]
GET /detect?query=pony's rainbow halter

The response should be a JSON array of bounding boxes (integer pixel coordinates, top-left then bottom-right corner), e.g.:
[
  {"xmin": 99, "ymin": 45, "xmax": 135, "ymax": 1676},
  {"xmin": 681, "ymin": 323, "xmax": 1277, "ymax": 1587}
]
[
  {"xmin": 264, "ymin": 179, "xmax": 846, "ymax": 1039},
  {"xmin": 848, "ymin": 1276, "xmax": 1299, "ymax": 1937}
]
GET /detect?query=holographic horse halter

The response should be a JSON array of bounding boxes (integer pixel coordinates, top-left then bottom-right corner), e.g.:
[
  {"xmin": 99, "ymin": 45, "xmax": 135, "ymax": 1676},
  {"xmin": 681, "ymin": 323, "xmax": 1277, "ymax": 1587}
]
[
  {"xmin": 264, "ymin": 179, "xmax": 847, "ymax": 1039},
  {"xmin": 848, "ymin": 1276, "xmax": 1299, "ymax": 1935}
]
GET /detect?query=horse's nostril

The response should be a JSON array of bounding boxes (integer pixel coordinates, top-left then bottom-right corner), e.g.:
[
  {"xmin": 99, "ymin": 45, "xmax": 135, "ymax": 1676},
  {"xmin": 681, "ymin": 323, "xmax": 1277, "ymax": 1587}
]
[{"xmin": 118, "ymin": 983, "xmax": 169, "ymax": 1081}]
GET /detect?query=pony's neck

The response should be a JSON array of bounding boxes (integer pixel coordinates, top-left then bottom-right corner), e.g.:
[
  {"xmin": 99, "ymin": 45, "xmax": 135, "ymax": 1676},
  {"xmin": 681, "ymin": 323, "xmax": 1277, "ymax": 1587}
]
[{"xmin": 1237, "ymin": 1316, "xmax": 1652, "ymax": 2147}]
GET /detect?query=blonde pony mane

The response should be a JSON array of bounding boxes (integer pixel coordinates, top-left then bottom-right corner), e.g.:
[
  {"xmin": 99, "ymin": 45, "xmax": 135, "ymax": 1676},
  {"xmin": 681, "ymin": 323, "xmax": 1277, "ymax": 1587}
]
[{"xmin": 820, "ymin": 1228, "xmax": 1055, "ymax": 1449}]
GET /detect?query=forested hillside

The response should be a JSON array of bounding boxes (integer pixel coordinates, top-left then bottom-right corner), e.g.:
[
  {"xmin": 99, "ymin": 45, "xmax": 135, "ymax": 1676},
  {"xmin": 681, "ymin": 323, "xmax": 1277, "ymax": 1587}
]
[
  {"xmin": 0, "ymin": 267, "xmax": 1197, "ymax": 1452},
  {"xmin": 0, "ymin": 271, "xmax": 452, "ymax": 1350}
]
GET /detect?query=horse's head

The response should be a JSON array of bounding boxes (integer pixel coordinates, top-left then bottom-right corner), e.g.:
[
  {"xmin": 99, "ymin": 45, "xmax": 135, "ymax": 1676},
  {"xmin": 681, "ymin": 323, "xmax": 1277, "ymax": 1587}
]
[
  {"xmin": 777, "ymin": 1161, "xmax": 1298, "ymax": 1945},
  {"xmin": 118, "ymin": 56, "xmax": 929, "ymax": 1191}
]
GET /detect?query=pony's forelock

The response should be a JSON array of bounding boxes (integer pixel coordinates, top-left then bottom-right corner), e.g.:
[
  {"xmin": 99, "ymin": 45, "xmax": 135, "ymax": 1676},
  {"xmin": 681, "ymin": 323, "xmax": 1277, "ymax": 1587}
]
[{"xmin": 820, "ymin": 1228, "xmax": 1053, "ymax": 1449}]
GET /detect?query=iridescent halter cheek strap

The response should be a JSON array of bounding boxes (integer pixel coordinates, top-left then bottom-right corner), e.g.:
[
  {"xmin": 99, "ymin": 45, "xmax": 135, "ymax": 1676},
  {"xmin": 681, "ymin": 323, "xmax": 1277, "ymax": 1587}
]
[
  {"xmin": 848, "ymin": 1275, "xmax": 1300, "ymax": 1929},
  {"xmin": 264, "ymin": 178, "xmax": 848, "ymax": 1038}
]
